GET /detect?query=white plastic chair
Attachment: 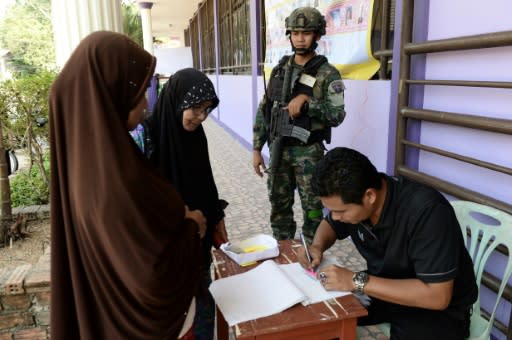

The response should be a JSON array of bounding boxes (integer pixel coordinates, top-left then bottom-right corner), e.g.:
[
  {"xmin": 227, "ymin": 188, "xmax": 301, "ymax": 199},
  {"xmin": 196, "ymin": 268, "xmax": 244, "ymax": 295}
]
[
  {"xmin": 357, "ymin": 200, "xmax": 512, "ymax": 340},
  {"xmin": 451, "ymin": 200, "xmax": 512, "ymax": 340}
]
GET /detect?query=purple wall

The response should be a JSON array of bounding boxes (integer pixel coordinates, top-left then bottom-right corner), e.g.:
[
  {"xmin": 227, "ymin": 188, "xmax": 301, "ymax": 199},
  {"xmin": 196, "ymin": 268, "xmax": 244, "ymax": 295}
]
[
  {"xmin": 420, "ymin": 1, "xmax": 512, "ymax": 206},
  {"xmin": 210, "ymin": 0, "xmax": 512, "ymax": 335},
  {"xmin": 213, "ymin": 75, "xmax": 391, "ymax": 172},
  {"xmin": 421, "ymin": 1, "xmax": 512, "ymax": 338}
]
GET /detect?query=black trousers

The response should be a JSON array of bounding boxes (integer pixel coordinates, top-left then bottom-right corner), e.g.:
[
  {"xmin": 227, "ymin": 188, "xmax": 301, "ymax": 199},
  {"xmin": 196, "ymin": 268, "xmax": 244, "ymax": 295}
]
[{"xmin": 357, "ymin": 298, "xmax": 471, "ymax": 340}]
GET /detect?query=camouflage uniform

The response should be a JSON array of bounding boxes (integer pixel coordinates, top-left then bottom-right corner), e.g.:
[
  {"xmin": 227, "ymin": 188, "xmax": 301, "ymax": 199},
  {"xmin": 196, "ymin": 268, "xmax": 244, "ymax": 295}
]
[{"xmin": 253, "ymin": 55, "xmax": 345, "ymax": 243}]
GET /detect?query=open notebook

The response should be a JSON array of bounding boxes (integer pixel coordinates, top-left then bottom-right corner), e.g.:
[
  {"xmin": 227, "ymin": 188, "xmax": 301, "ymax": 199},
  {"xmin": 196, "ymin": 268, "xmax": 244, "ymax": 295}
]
[{"xmin": 209, "ymin": 259, "xmax": 350, "ymax": 326}]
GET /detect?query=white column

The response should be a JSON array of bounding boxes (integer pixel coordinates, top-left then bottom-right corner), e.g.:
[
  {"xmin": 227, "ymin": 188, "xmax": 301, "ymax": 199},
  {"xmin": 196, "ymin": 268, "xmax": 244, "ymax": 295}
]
[
  {"xmin": 51, "ymin": 0, "xmax": 123, "ymax": 68},
  {"xmin": 138, "ymin": 2, "xmax": 154, "ymax": 55}
]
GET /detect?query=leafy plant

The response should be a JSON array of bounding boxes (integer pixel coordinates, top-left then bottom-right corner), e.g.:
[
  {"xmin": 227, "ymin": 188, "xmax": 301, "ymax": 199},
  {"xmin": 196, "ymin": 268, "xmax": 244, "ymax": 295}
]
[
  {"xmin": 0, "ymin": 71, "xmax": 55, "ymax": 214},
  {"xmin": 0, "ymin": 71, "xmax": 54, "ymax": 182},
  {"xmin": 10, "ymin": 154, "xmax": 50, "ymax": 207},
  {"xmin": 122, "ymin": 1, "xmax": 143, "ymax": 47},
  {"xmin": 0, "ymin": 0, "xmax": 55, "ymax": 76}
]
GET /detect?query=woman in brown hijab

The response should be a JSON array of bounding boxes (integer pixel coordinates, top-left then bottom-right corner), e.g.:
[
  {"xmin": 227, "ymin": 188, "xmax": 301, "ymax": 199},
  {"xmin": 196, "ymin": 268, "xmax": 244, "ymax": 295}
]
[{"xmin": 49, "ymin": 31, "xmax": 205, "ymax": 339}]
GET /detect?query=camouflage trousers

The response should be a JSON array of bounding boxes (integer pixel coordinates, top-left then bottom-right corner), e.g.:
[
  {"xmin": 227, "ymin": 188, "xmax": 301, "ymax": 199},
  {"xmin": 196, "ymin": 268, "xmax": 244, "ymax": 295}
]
[{"xmin": 267, "ymin": 142, "xmax": 324, "ymax": 243}]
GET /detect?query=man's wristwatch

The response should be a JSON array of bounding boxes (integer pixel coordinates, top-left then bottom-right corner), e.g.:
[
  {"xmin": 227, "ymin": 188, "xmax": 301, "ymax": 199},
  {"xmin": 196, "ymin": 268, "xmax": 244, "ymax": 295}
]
[{"xmin": 352, "ymin": 271, "xmax": 369, "ymax": 295}]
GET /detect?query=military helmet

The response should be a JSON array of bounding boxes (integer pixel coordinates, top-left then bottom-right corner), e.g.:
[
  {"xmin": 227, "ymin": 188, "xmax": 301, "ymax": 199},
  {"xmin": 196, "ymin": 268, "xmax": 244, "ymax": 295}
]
[{"xmin": 285, "ymin": 7, "xmax": 326, "ymax": 36}]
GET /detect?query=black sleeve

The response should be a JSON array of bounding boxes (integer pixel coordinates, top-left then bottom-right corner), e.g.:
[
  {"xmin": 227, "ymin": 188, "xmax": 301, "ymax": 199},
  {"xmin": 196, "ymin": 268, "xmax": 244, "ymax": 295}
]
[
  {"xmin": 142, "ymin": 120, "xmax": 155, "ymax": 160},
  {"xmin": 214, "ymin": 199, "xmax": 228, "ymax": 224},
  {"xmin": 408, "ymin": 203, "xmax": 461, "ymax": 283}
]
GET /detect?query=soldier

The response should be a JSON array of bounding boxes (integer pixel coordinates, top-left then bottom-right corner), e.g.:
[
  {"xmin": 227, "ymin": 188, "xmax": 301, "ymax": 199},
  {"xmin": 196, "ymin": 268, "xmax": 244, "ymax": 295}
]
[{"xmin": 253, "ymin": 6, "xmax": 346, "ymax": 243}]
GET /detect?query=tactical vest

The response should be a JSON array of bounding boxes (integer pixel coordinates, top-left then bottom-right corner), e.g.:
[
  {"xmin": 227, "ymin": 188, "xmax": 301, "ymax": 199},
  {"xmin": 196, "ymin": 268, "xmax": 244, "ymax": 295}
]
[{"xmin": 264, "ymin": 55, "xmax": 331, "ymax": 145}]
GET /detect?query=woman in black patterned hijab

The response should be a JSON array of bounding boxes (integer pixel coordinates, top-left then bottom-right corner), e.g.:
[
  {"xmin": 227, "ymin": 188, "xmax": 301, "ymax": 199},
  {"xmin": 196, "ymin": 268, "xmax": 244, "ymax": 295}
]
[{"xmin": 144, "ymin": 68, "xmax": 228, "ymax": 340}]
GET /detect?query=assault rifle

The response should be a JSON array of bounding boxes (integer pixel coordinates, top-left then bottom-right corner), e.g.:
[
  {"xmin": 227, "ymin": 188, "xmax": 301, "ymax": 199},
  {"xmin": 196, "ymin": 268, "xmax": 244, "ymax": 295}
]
[{"xmin": 268, "ymin": 65, "xmax": 311, "ymax": 173}]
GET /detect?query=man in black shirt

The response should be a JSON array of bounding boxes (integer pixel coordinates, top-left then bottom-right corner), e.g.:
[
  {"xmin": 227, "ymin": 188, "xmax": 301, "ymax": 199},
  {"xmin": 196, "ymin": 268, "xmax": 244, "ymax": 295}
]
[{"xmin": 298, "ymin": 147, "xmax": 477, "ymax": 340}]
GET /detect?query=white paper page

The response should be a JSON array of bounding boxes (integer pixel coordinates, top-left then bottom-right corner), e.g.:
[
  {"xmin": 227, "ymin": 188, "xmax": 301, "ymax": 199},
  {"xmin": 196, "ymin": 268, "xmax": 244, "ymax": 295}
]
[
  {"xmin": 279, "ymin": 262, "xmax": 350, "ymax": 306},
  {"xmin": 209, "ymin": 260, "xmax": 306, "ymax": 326}
]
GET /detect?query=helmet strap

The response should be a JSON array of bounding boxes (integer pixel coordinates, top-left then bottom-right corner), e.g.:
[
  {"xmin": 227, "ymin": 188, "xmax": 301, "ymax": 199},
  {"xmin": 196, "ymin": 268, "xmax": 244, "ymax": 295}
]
[{"xmin": 290, "ymin": 37, "xmax": 318, "ymax": 55}]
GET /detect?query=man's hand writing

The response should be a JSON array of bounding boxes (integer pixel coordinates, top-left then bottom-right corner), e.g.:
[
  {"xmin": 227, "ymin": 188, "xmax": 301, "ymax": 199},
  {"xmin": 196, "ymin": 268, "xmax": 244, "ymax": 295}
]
[
  {"xmin": 297, "ymin": 244, "xmax": 323, "ymax": 272},
  {"xmin": 317, "ymin": 265, "xmax": 355, "ymax": 292}
]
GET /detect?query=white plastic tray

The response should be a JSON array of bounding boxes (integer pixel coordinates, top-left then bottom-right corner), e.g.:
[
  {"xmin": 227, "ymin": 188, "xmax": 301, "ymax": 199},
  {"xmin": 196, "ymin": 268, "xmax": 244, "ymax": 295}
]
[{"xmin": 220, "ymin": 234, "xmax": 279, "ymax": 266}]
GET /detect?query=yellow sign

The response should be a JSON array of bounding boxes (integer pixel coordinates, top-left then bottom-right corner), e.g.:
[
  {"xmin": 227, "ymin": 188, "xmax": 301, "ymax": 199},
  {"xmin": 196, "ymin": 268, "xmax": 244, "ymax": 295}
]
[{"xmin": 264, "ymin": 0, "xmax": 380, "ymax": 80}]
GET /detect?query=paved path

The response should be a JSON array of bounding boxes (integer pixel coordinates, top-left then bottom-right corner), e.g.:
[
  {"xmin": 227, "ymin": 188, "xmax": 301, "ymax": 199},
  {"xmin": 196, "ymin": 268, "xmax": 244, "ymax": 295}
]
[
  {"xmin": 204, "ymin": 119, "xmax": 387, "ymax": 340},
  {"xmin": 204, "ymin": 118, "xmax": 366, "ymax": 269}
]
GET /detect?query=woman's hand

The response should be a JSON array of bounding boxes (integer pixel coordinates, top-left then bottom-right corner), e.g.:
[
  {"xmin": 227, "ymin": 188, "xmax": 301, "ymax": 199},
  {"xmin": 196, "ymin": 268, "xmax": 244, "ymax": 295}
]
[
  {"xmin": 215, "ymin": 218, "xmax": 229, "ymax": 244},
  {"xmin": 184, "ymin": 206, "xmax": 206, "ymax": 238}
]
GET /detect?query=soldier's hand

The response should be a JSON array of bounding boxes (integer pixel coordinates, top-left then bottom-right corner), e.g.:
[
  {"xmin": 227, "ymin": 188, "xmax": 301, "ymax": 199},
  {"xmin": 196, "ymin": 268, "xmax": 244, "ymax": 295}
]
[
  {"xmin": 253, "ymin": 150, "xmax": 266, "ymax": 177},
  {"xmin": 287, "ymin": 94, "xmax": 310, "ymax": 119}
]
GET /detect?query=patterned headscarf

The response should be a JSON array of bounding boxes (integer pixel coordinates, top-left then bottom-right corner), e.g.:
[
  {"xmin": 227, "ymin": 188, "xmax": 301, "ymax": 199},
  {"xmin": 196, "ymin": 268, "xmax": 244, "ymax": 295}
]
[
  {"xmin": 145, "ymin": 68, "xmax": 223, "ymax": 265},
  {"xmin": 180, "ymin": 78, "xmax": 219, "ymax": 111}
]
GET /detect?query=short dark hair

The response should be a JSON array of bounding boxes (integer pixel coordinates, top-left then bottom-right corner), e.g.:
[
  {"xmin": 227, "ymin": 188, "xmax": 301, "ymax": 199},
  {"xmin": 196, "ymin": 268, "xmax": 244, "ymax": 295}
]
[{"xmin": 312, "ymin": 147, "xmax": 382, "ymax": 204}]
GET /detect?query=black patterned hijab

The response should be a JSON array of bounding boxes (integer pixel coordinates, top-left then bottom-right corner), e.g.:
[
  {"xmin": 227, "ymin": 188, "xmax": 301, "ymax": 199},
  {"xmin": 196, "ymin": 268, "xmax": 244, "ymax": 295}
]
[{"xmin": 145, "ymin": 68, "xmax": 222, "ymax": 263}]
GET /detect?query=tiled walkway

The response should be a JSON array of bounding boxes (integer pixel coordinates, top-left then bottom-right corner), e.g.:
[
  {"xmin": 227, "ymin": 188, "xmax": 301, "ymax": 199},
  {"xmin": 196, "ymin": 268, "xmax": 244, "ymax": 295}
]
[{"xmin": 204, "ymin": 118, "xmax": 387, "ymax": 340}]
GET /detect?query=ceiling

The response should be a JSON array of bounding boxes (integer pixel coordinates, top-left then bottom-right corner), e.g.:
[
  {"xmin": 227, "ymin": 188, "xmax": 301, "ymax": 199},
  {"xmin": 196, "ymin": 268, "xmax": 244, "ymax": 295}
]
[{"xmin": 144, "ymin": 0, "xmax": 202, "ymax": 42}]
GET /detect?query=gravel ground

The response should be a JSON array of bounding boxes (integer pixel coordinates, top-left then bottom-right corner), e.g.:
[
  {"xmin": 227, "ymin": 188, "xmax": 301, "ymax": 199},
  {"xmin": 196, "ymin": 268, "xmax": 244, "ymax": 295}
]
[{"xmin": 0, "ymin": 149, "xmax": 50, "ymax": 270}]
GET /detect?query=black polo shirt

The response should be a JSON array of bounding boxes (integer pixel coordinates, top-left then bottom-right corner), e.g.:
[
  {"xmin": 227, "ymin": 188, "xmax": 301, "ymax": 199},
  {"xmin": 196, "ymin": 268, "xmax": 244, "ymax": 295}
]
[{"xmin": 327, "ymin": 175, "xmax": 477, "ymax": 319}]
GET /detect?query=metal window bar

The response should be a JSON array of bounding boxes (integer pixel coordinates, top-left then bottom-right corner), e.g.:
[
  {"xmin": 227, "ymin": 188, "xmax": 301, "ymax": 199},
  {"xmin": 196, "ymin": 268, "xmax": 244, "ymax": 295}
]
[
  {"xmin": 184, "ymin": 28, "xmax": 190, "ymax": 47},
  {"xmin": 234, "ymin": 0, "xmax": 251, "ymax": 73},
  {"xmin": 199, "ymin": 0, "xmax": 215, "ymax": 71},
  {"xmin": 395, "ymin": 32, "xmax": 512, "ymax": 214},
  {"xmin": 190, "ymin": 16, "xmax": 200, "ymax": 69},
  {"xmin": 372, "ymin": 0, "xmax": 394, "ymax": 79},
  {"xmin": 259, "ymin": 0, "xmax": 266, "ymax": 75},
  {"xmin": 396, "ymin": 1, "xmax": 512, "ymax": 337},
  {"xmin": 190, "ymin": 0, "xmax": 264, "ymax": 75},
  {"xmin": 199, "ymin": 4, "xmax": 206, "ymax": 69},
  {"xmin": 219, "ymin": 0, "xmax": 233, "ymax": 70},
  {"xmin": 216, "ymin": 0, "xmax": 252, "ymax": 74},
  {"xmin": 379, "ymin": 0, "xmax": 390, "ymax": 79},
  {"xmin": 406, "ymin": 79, "xmax": 512, "ymax": 88}
]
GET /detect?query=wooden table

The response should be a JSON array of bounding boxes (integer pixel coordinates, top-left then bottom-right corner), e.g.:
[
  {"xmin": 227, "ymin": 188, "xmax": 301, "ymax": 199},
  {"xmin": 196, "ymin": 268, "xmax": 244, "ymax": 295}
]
[{"xmin": 212, "ymin": 240, "xmax": 368, "ymax": 340}]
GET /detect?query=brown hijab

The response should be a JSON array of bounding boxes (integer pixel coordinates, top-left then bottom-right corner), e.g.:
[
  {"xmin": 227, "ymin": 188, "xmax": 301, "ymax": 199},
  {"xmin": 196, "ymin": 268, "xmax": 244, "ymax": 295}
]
[{"xmin": 49, "ymin": 31, "xmax": 201, "ymax": 339}]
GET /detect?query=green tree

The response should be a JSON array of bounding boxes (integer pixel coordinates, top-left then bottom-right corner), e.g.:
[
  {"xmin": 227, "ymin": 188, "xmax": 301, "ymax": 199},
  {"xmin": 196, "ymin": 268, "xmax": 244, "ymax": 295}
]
[
  {"xmin": 121, "ymin": 1, "xmax": 143, "ymax": 47},
  {"xmin": 0, "ymin": 0, "xmax": 55, "ymax": 76},
  {"xmin": 0, "ymin": 71, "xmax": 55, "ymax": 218},
  {"xmin": 0, "ymin": 71, "xmax": 54, "ymax": 180},
  {"xmin": 0, "ymin": 92, "xmax": 12, "ymax": 219}
]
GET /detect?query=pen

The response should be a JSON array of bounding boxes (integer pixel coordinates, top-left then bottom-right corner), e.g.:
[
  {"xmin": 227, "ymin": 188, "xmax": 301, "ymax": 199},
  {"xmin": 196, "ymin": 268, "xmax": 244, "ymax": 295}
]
[{"xmin": 300, "ymin": 232, "xmax": 312, "ymax": 264}]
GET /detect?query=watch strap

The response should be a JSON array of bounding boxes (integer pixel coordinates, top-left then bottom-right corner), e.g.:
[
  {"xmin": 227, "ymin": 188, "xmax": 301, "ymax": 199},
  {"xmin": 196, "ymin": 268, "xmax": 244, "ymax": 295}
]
[{"xmin": 352, "ymin": 271, "xmax": 369, "ymax": 295}]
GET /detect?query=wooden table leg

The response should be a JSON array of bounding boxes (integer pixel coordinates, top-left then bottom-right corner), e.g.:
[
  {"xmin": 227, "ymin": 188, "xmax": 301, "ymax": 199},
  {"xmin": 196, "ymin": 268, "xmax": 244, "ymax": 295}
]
[
  {"xmin": 340, "ymin": 318, "xmax": 357, "ymax": 340},
  {"xmin": 216, "ymin": 306, "xmax": 229, "ymax": 340}
]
